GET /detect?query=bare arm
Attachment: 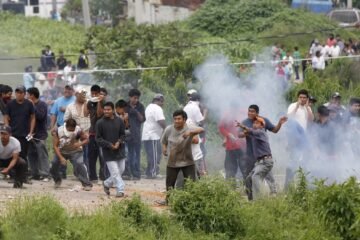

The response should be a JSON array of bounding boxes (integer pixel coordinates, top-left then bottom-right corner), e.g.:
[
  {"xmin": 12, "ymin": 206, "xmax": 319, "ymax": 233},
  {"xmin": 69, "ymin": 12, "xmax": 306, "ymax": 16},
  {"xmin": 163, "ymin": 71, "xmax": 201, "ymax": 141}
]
[
  {"xmin": 157, "ymin": 120, "xmax": 166, "ymax": 129},
  {"xmin": 50, "ymin": 115, "xmax": 57, "ymax": 129},
  {"xmin": 1, "ymin": 152, "xmax": 19, "ymax": 174},
  {"xmin": 271, "ymin": 116, "xmax": 288, "ymax": 133},
  {"xmin": 4, "ymin": 115, "xmax": 9, "ymax": 126},
  {"xmin": 162, "ymin": 143, "xmax": 168, "ymax": 156}
]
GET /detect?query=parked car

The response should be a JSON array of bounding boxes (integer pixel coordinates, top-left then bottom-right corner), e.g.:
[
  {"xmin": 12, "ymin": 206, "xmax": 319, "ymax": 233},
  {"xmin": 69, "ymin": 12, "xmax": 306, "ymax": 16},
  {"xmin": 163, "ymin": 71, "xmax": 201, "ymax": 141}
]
[{"xmin": 327, "ymin": 8, "xmax": 360, "ymax": 27}]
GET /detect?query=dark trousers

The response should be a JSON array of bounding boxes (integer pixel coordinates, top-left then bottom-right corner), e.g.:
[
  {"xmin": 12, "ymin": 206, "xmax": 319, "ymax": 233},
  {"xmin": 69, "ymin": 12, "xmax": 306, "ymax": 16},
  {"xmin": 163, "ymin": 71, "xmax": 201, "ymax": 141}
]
[
  {"xmin": 224, "ymin": 149, "xmax": 247, "ymax": 180},
  {"xmin": 50, "ymin": 152, "xmax": 92, "ymax": 187},
  {"xmin": 294, "ymin": 65, "xmax": 300, "ymax": 80},
  {"xmin": 14, "ymin": 136, "xmax": 29, "ymax": 162},
  {"xmin": 166, "ymin": 165, "xmax": 196, "ymax": 192},
  {"xmin": 127, "ymin": 141, "xmax": 142, "ymax": 178},
  {"xmin": 83, "ymin": 143, "xmax": 89, "ymax": 171},
  {"xmin": 143, "ymin": 140, "xmax": 161, "ymax": 178},
  {"xmin": 28, "ymin": 140, "xmax": 50, "ymax": 177},
  {"xmin": 0, "ymin": 157, "xmax": 27, "ymax": 184},
  {"xmin": 88, "ymin": 135, "xmax": 108, "ymax": 181}
]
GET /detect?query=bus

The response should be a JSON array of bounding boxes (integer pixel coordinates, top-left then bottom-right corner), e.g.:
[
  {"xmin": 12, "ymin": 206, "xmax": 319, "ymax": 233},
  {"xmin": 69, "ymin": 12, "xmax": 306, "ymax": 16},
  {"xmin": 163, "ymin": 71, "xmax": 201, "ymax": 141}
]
[{"xmin": 291, "ymin": 0, "xmax": 333, "ymax": 14}]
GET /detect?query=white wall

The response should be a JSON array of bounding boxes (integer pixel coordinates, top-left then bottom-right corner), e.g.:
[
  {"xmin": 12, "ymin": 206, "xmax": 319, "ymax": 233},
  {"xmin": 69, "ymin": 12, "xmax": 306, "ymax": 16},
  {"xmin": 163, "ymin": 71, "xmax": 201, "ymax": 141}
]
[
  {"xmin": 127, "ymin": 0, "xmax": 193, "ymax": 24},
  {"xmin": 24, "ymin": 0, "xmax": 66, "ymax": 19}
]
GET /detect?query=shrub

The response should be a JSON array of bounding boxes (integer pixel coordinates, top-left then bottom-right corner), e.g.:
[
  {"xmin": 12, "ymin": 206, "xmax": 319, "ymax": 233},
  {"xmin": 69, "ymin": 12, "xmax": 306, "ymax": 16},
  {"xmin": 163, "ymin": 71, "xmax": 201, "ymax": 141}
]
[
  {"xmin": 312, "ymin": 177, "xmax": 360, "ymax": 240},
  {"xmin": 168, "ymin": 176, "xmax": 245, "ymax": 239}
]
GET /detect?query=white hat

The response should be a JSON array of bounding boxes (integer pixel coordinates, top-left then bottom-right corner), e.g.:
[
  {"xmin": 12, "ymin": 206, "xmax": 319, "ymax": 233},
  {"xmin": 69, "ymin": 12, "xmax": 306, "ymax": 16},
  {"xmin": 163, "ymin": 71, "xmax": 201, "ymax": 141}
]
[{"xmin": 187, "ymin": 89, "xmax": 197, "ymax": 95}]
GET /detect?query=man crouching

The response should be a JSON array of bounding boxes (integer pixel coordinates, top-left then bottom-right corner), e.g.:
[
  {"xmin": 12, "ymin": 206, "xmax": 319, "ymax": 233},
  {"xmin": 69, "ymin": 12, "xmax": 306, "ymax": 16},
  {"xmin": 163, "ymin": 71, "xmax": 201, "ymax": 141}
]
[
  {"xmin": 50, "ymin": 118, "xmax": 92, "ymax": 190},
  {"xmin": 0, "ymin": 125, "xmax": 27, "ymax": 188}
]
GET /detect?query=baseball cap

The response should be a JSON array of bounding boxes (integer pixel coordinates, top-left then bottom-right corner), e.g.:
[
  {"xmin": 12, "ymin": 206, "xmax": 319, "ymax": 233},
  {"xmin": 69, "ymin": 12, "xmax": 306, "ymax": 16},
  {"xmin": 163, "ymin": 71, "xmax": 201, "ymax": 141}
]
[
  {"xmin": 153, "ymin": 93, "xmax": 164, "ymax": 100},
  {"xmin": 332, "ymin": 92, "xmax": 341, "ymax": 98},
  {"xmin": 15, "ymin": 85, "xmax": 26, "ymax": 92},
  {"xmin": 187, "ymin": 89, "xmax": 197, "ymax": 95},
  {"xmin": 0, "ymin": 125, "xmax": 11, "ymax": 134},
  {"xmin": 189, "ymin": 92, "xmax": 200, "ymax": 101},
  {"xmin": 309, "ymin": 95, "xmax": 317, "ymax": 103},
  {"xmin": 254, "ymin": 117, "xmax": 265, "ymax": 126}
]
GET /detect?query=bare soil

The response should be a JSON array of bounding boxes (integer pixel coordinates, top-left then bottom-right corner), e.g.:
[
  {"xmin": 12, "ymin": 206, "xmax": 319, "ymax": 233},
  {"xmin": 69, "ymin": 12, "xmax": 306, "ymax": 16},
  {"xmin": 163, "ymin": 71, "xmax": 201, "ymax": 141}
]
[{"xmin": 0, "ymin": 176, "xmax": 167, "ymax": 214}]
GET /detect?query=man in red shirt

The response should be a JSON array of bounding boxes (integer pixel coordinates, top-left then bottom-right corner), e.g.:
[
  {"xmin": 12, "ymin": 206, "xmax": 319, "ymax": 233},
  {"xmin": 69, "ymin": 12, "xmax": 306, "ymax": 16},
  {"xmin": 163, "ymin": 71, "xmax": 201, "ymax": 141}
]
[{"xmin": 218, "ymin": 110, "xmax": 247, "ymax": 180}]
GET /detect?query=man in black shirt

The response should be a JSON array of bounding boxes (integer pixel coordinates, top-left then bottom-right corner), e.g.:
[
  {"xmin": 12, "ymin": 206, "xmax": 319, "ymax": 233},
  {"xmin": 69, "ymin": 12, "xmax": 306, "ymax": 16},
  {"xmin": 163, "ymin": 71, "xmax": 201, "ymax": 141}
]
[
  {"xmin": 87, "ymin": 85, "xmax": 107, "ymax": 181},
  {"xmin": 125, "ymin": 89, "xmax": 145, "ymax": 180},
  {"xmin": 96, "ymin": 102, "xmax": 126, "ymax": 197},
  {"xmin": 56, "ymin": 51, "xmax": 67, "ymax": 70},
  {"xmin": 4, "ymin": 85, "xmax": 35, "ymax": 163},
  {"xmin": 27, "ymin": 87, "xmax": 50, "ymax": 180}
]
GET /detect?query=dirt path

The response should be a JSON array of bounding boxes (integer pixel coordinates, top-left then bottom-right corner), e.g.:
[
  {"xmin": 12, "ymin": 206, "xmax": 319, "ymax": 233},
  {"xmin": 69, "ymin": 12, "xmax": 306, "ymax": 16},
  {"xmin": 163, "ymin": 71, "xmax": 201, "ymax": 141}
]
[{"xmin": 0, "ymin": 176, "xmax": 167, "ymax": 213}]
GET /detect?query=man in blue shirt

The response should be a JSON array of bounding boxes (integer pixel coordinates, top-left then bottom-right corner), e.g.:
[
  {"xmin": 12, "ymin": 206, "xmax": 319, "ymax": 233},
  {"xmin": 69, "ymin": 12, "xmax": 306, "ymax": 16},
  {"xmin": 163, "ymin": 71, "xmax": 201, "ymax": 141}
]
[
  {"xmin": 240, "ymin": 105, "xmax": 287, "ymax": 200},
  {"xmin": 50, "ymin": 85, "xmax": 75, "ymax": 129}
]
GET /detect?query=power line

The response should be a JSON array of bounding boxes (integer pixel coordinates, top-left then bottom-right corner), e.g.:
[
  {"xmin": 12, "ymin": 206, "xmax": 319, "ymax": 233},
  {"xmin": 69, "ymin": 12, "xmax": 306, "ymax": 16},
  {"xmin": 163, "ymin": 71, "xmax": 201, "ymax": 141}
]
[
  {"xmin": 0, "ymin": 26, "xmax": 347, "ymax": 61},
  {"xmin": 0, "ymin": 54, "xmax": 358, "ymax": 76}
]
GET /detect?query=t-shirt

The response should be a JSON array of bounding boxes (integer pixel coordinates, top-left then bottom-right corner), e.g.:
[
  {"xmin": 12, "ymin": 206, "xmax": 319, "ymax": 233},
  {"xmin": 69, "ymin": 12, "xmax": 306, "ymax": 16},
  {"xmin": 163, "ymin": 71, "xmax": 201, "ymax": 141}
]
[
  {"xmin": 0, "ymin": 136, "xmax": 21, "ymax": 160},
  {"xmin": 34, "ymin": 100, "xmax": 48, "ymax": 140},
  {"xmin": 142, "ymin": 103, "xmax": 165, "ymax": 141},
  {"xmin": 242, "ymin": 117, "xmax": 275, "ymax": 159},
  {"xmin": 162, "ymin": 124, "xmax": 195, "ymax": 168},
  {"xmin": 50, "ymin": 96, "xmax": 75, "ymax": 126},
  {"xmin": 293, "ymin": 51, "xmax": 301, "ymax": 66},
  {"xmin": 57, "ymin": 125, "xmax": 83, "ymax": 154},
  {"xmin": 187, "ymin": 120, "xmax": 203, "ymax": 161},
  {"xmin": 125, "ymin": 102, "xmax": 145, "ymax": 143},
  {"xmin": 287, "ymin": 103, "xmax": 310, "ymax": 130},
  {"xmin": 87, "ymin": 101, "xmax": 104, "ymax": 134},
  {"xmin": 5, "ymin": 99, "xmax": 35, "ymax": 137},
  {"xmin": 312, "ymin": 56, "xmax": 325, "ymax": 70},
  {"xmin": 23, "ymin": 73, "xmax": 35, "ymax": 90},
  {"xmin": 183, "ymin": 101, "xmax": 204, "ymax": 125}
]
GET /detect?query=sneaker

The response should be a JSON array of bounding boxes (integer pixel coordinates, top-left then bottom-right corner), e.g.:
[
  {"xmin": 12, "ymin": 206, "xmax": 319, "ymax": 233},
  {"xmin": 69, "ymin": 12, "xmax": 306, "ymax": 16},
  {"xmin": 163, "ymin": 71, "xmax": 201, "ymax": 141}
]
[
  {"xmin": 42, "ymin": 177, "xmax": 50, "ymax": 182},
  {"xmin": 13, "ymin": 181, "xmax": 23, "ymax": 189},
  {"xmin": 54, "ymin": 180, "xmax": 62, "ymax": 189},
  {"xmin": 115, "ymin": 192, "xmax": 125, "ymax": 198},
  {"xmin": 83, "ymin": 185, "xmax": 92, "ymax": 191},
  {"xmin": 103, "ymin": 182, "xmax": 110, "ymax": 196}
]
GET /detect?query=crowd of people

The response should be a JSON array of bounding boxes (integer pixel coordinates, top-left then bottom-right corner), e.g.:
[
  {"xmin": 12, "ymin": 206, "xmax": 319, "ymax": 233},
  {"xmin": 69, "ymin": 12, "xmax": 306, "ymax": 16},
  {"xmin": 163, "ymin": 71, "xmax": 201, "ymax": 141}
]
[{"xmin": 269, "ymin": 33, "xmax": 360, "ymax": 83}]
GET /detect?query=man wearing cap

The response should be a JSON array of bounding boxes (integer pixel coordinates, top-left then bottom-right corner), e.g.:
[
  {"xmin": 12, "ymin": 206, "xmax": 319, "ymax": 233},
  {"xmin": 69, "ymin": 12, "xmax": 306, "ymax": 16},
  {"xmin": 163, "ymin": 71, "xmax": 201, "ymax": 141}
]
[
  {"xmin": 64, "ymin": 88, "xmax": 91, "ymax": 168},
  {"xmin": 237, "ymin": 117, "xmax": 275, "ymax": 200},
  {"xmin": 324, "ymin": 92, "xmax": 346, "ymax": 118},
  {"xmin": 0, "ymin": 125, "xmax": 27, "ymax": 188},
  {"xmin": 4, "ymin": 85, "xmax": 35, "ymax": 165},
  {"xmin": 142, "ymin": 93, "xmax": 166, "ymax": 179},
  {"xmin": 240, "ymin": 104, "xmax": 287, "ymax": 200},
  {"xmin": 184, "ymin": 92, "xmax": 204, "ymax": 126}
]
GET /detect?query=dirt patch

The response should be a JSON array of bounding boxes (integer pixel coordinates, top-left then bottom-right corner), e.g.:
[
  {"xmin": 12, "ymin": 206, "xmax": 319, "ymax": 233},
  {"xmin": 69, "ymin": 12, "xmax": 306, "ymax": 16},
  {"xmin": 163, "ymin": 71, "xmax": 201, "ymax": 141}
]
[{"xmin": 0, "ymin": 176, "xmax": 167, "ymax": 214}]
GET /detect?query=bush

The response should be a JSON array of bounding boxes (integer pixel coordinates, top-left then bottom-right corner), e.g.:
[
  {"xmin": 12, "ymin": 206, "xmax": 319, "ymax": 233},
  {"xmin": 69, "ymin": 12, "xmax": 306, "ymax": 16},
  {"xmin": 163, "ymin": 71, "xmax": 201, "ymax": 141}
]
[
  {"xmin": 168, "ymin": 176, "xmax": 245, "ymax": 239},
  {"xmin": 312, "ymin": 177, "xmax": 360, "ymax": 240},
  {"xmin": 1, "ymin": 196, "xmax": 68, "ymax": 240}
]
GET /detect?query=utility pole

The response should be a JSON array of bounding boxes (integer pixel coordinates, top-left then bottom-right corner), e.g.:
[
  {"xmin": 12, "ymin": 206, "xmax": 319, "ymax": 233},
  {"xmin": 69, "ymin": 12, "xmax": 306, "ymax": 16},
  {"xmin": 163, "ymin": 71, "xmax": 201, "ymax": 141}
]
[
  {"xmin": 81, "ymin": 0, "xmax": 91, "ymax": 29},
  {"xmin": 347, "ymin": 0, "xmax": 353, "ymax": 8}
]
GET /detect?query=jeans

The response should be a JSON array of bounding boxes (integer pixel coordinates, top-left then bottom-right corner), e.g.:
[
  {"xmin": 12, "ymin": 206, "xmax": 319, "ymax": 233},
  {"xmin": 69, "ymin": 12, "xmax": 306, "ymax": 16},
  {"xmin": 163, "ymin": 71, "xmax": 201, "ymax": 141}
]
[
  {"xmin": 143, "ymin": 140, "xmax": 161, "ymax": 178},
  {"xmin": 224, "ymin": 149, "xmax": 247, "ymax": 180},
  {"xmin": 88, "ymin": 135, "xmax": 107, "ymax": 181},
  {"xmin": 50, "ymin": 151, "xmax": 92, "ymax": 187},
  {"xmin": 247, "ymin": 158, "xmax": 274, "ymax": 200},
  {"xmin": 0, "ymin": 157, "xmax": 27, "ymax": 184},
  {"xmin": 28, "ymin": 139, "xmax": 50, "ymax": 177},
  {"xmin": 83, "ymin": 143, "xmax": 89, "ymax": 171},
  {"xmin": 104, "ymin": 159, "xmax": 126, "ymax": 193},
  {"xmin": 294, "ymin": 65, "xmax": 300, "ymax": 80},
  {"xmin": 127, "ymin": 141, "xmax": 142, "ymax": 178}
]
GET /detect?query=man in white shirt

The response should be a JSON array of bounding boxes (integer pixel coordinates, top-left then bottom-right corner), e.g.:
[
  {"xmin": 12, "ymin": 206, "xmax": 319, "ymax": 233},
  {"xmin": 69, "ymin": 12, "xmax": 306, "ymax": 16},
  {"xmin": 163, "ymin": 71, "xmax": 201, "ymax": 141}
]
[
  {"xmin": 312, "ymin": 51, "xmax": 325, "ymax": 70},
  {"xmin": 330, "ymin": 42, "xmax": 341, "ymax": 58},
  {"xmin": 183, "ymin": 93, "xmax": 204, "ymax": 126},
  {"xmin": 287, "ymin": 89, "xmax": 314, "ymax": 130},
  {"xmin": 0, "ymin": 125, "xmax": 27, "ymax": 188},
  {"xmin": 142, "ymin": 94, "xmax": 166, "ymax": 178}
]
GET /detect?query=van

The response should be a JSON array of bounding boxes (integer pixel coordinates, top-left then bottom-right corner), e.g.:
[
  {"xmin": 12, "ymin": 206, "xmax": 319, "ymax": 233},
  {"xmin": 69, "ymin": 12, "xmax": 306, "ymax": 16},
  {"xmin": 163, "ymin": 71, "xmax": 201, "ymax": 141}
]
[
  {"xmin": 292, "ymin": 0, "xmax": 333, "ymax": 14},
  {"xmin": 327, "ymin": 9, "xmax": 360, "ymax": 27}
]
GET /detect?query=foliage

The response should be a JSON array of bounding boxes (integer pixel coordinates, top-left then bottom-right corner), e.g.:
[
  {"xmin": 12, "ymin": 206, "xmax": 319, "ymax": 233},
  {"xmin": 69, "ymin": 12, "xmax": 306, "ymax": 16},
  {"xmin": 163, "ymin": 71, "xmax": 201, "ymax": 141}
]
[
  {"xmin": 168, "ymin": 176, "xmax": 245, "ymax": 238},
  {"xmin": 1, "ymin": 196, "xmax": 68, "ymax": 240},
  {"xmin": 61, "ymin": 0, "xmax": 82, "ymax": 19},
  {"xmin": 287, "ymin": 167, "xmax": 310, "ymax": 210},
  {"xmin": 312, "ymin": 177, "xmax": 360, "ymax": 240},
  {"xmin": 0, "ymin": 12, "xmax": 85, "ymax": 59}
]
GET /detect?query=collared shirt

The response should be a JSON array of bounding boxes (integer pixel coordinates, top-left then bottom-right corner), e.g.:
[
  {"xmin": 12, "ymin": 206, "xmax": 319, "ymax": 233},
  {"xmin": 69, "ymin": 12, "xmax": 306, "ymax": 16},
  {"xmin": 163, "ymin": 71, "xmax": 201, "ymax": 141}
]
[{"xmin": 64, "ymin": 102, "xmax": 90, "ymax": 132}]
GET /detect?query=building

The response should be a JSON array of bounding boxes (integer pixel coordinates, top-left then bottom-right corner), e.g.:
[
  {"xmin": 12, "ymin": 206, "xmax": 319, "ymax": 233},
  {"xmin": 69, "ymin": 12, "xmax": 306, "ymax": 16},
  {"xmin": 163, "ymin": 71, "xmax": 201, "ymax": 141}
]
[
  {"xmin": 2, "ymin": 0, "xmax": 67, "ymax": 19},
  {"xmin": 127, "ymin": 0, "xmax": 204, "ymax": 24}
]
